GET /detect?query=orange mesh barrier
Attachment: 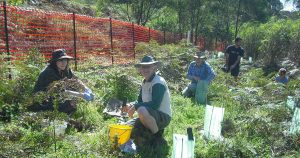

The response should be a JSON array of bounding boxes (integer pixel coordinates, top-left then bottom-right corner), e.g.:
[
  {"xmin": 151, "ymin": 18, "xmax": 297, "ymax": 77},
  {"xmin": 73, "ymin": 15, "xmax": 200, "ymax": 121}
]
[
  {"xmin": 0, "ymin": 3, "xmax": 181, "ymax": 65},
  {"xmin": 215, "ymin": 42, "xmax": 225, "ymax": 52}
]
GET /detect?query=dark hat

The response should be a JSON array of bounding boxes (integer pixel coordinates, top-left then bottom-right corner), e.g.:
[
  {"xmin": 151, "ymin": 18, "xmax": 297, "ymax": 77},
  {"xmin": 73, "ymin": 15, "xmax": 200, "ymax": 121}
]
[
  {"xmin": 193, "ymin": 52, "xmax": 207, "ymax": 59},
  {"xmin": 235, "ymin": 37, "xmax": 242, "ymax": 42},
  {"xmin": 279, "ymin": 68, "xmax": 287, "ymax": 73},
  {"xmin": 134, "ymin": 55, "xmax": 161, "ymax": 68},
  {"xmin": 48, "ymin": 49, "xmax": 73, "ymax": 63}
]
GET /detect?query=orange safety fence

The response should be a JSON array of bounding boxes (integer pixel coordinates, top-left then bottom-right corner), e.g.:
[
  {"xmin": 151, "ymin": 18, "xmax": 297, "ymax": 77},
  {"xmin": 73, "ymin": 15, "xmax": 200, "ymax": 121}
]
[
  {"xmin": 0, "ymin": 2, "xmax": 182, "ymax": 66},
  {"xmin": 215, "ymin": 42, "xmax": 225, "ymax": 52}
]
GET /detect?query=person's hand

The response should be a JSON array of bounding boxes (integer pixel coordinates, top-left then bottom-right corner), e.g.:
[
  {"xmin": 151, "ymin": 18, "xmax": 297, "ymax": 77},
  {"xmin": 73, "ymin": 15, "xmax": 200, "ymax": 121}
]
[
  {"xmin": 193, "ymin": 76, "xmax": 200, "ymax": 81},
  {"xmin": 65, "ymin": 90, "xmax": 80, "ymax": 97},
  {"xmin": 122, "ymin": 103, "xmax": 131, "ymax": 113},
  {"xmin": 83, "ymin": 92, "xmax": 94, "ymax": 101},
  {"xmin": 225, "ymin": 64, "xmax": 228, "ymax": 70},
  {"xmin": 122, "ymin": 103, "xmax": 135, "ymax": 118},
  {"xmin": 64, "ymin": 90, "xmax": 83, "ymax": 98},
  {"xmin": 70, "ymin": 100, "xmax": 77, "ymax": 108},
  {"xmin": 128, "ymin": 104, "xmax": 135, "ymax": 118},
  {"xmin": 230, "ymin": 65, "xmax": 236, "ymax": 70}
]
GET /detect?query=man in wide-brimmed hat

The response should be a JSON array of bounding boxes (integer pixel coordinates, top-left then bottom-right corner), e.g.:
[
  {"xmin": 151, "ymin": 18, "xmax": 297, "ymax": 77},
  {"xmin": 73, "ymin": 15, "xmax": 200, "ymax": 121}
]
[
  {"xmin": 123, "ymin": 55, "xmax": 172, "ymax": 150},
  {"xmin": 182, "ymin": 52, "xmax": 215, "ymax": 104},
  {"xmin": 29, "ymin": 49, "xmax": 94, "ymax": 115}
]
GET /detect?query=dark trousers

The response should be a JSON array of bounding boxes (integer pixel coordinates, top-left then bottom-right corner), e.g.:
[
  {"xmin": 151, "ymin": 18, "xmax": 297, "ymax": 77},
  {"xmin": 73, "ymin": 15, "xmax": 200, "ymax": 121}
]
[{"xmin": 28, "ymin": 100, "xmax": 76, "ymax": 115}]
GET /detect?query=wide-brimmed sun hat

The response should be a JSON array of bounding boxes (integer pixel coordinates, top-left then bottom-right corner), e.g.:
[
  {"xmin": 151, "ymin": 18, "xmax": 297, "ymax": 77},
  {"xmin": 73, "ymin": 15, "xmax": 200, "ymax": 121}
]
[
  {"xmin": 134, "ymin": 55, "xmax": 161, "ymax": 68},
  {"xmin": 193, "ymin": 52, "xmax": 207, "ymax": 59},
  {"xmin": 48, "ymin": 49, "xmax": 73, "ymax": 63}
]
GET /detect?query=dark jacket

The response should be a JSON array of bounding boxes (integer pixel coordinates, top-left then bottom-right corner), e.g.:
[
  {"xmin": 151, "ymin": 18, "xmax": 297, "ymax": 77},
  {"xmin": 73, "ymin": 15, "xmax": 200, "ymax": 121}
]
[
  {"xmin": 34, "ymin": 65, "xmax": 74, "ymax": 93},
  {"xmin": 30, "ymin": 65, "xmax": 75, "ymax": 114}
]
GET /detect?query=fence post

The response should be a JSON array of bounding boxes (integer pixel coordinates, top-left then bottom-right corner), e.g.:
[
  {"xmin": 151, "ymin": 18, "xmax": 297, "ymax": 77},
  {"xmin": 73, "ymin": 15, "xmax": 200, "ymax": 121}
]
[
  {"xmin": 173, "ymin": 33, "xmax": 175, "ymax": 43},
  {"xmin": 148, "ymin": 27, "xmax": 151, "ymax": 42},
  {"xmin": 132, "ymin": 22, "xmax": 135, "ymax": 60},
  {"xmin": 109, "ymin": 17, "xmax": 114, "ymax": 64},
  {"xmin": 72, "ymin": 12, "xmax": 77, "ymax": 71},
  {"xmin": 163, "ymin": 30, "xmax": 166, "ymax": 45},
  {"xmin": 3, "ymin": 1, "xmax": 11, "ymax": 79}
]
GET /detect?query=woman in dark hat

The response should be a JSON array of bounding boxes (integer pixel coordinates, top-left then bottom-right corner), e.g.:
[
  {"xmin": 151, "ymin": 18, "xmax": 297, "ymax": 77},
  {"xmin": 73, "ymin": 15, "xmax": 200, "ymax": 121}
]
[{"xmin": 29, "ymin": 49, "xmax": 94, "ymax": 115}]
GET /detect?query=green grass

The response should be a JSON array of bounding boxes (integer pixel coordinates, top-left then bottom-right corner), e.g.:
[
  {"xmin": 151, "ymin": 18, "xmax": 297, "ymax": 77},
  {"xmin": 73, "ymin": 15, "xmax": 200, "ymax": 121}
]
[{"xmin": 1, "ymin": 45, "xmax": 300, "ymax": 157}]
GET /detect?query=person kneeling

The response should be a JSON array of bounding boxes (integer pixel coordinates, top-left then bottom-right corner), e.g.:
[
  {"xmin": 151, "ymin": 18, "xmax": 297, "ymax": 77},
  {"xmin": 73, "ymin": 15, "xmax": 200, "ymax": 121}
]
[
  {"xmin": 182, "ymin": 52, "xmax": 215, "ymax": 104},
  {"xmin": 29, "ymin": 49, "xmax": 94, "ymax": 115},
  {"xmin": 123, "ymin": 55, "xmax": 172, "ymax": 149}
]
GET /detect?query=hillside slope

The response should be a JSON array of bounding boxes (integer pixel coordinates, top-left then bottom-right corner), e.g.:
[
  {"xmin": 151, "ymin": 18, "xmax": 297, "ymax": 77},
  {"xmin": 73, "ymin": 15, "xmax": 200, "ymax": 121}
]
[{"xmin": 16, "ymin": 0, "xmax": 96, "ymax": 16}]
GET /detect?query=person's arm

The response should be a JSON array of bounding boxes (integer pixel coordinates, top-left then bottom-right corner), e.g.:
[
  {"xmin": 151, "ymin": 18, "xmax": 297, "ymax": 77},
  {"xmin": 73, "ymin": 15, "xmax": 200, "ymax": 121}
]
[
  {"xmin": 225, "ymin": 53, "xmax": 229, "ymax": 67},
  {"xmin": 134, "ymin": 83, "xmax": 166, "ymax": 110},
  {"xmin": 65, "ymin": 88, "xmax": 94, "ymax": 101},
  {"xmin": 137, "ymin": 88, "xmax": 143, "ymax": 103},
  {"xmin": 230, "ymin": 48, "xmax": 244, "ymax": 70},
  {"xmin": 205, "ymin": 64, "xmax": 216, "ymax": 84},
  {"xmin": 230, "ymin": 56, "xmax": 241, "ymax": 70},
  {"xmin": 225, "ymin": 47, "xmax": 230, "ymax": 67},
  {"xmin": 187, "ymin": 62, "xmax": 198, "ymax": 81},
  {"xmin": 33, "ymin": 68, "xmax": 58, "ymax": 93},
  {"xmin": 33, "ymin": 74, "xmax": 49, "ymax": 93},
  {"xmin": 65, "ymin": 79, "xmax": 95, "ymax": 101}
]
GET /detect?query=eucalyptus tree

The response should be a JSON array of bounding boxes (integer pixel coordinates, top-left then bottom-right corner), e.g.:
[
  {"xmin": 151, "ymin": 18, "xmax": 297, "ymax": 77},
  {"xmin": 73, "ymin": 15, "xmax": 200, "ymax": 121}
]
[
  {"xmin": 285, "ymin": 0, "xmax": 300, "ymax": 9},
  {"xmin": 164, "ymin": 0, "xmax": 190, "ymax": 36},
  {"xmin": 238, "ymin": 0, "xmax": 282, "ymax": 22},
  {"xmin": 97, "ymin": 0, "xmax": 166, "ymax": 25},
  {"xmin": 203, "ymin": 0, "xmax": 235, "ymax": 46}
]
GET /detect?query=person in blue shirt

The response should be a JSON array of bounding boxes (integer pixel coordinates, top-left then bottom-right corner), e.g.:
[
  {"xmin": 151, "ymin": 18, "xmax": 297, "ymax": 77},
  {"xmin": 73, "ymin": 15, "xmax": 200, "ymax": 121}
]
[
  {"xmin": 182, "ymin": 52, "xmax": 215, "ymax": 104},
  {"xmin": 275, "ymin": 68, "xmax": 289, "ymax": 84},
  {"xmin": 29, "ymin": 49, "xmax": 94, "ymax": 115}
]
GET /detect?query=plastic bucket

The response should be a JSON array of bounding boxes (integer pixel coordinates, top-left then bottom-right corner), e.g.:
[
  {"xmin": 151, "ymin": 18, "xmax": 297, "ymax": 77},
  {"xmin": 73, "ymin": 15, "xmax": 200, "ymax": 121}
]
[{"xmin": 109, "ymin": 124, "xmax": 133, "ymax": 146}]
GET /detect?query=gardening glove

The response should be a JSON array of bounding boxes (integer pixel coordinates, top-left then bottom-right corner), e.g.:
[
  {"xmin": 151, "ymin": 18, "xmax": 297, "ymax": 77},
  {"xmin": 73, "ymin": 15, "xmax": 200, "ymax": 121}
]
[{"xmin": 83, "ymin": 88, "xmax": 94, "ymax": 101}]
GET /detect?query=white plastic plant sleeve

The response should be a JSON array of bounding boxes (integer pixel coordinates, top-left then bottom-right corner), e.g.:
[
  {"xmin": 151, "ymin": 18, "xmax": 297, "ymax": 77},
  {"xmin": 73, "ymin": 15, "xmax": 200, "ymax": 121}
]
[
  {"xmin": 171, "ymin": 134, "xmax": 195, "ymax": 158},
  {"xmin": 203, "ymin": 105, "xmax": 225, "ymax": 140},
  {"xmin": 289, "ymin": 107, "xmax": 300, "ymax": 134}
]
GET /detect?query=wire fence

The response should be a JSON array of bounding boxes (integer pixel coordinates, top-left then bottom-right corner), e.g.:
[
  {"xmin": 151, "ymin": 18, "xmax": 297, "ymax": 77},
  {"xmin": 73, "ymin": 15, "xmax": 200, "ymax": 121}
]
[
  {"xmin": 0, "ymin": 2, "xmax": 226, "ymax": 69},
  {"xmin": 0, "ymin": 2, "xmax": 183, "ymax": 68}
]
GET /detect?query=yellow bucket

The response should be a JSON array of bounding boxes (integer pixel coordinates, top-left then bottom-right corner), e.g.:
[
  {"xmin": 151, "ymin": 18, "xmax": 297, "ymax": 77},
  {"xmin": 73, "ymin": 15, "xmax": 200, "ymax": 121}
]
[{"xmin": 108, "ymin": 124, "xmax": 133, "ymax": 146}]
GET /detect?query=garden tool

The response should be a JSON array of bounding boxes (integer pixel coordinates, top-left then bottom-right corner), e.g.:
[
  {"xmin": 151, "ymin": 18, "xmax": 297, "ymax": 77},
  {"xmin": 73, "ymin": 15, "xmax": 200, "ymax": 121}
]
[{"xmin": 119, "ymin": 98, "xmax": 128, "ymax": 123}]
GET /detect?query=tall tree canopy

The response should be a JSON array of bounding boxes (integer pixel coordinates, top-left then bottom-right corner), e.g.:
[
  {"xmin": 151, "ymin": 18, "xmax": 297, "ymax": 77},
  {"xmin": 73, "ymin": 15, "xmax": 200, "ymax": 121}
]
[{"xmin": 95, "ymin": 0, "xmax": 296, "ymax": 46}]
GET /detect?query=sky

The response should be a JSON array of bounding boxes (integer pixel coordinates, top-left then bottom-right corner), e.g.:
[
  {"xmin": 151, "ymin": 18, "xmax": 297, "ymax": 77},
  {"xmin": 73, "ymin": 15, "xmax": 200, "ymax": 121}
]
[{"xmin": 280, "ymin": 0, "xmax": 296, "ymax": 11}]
